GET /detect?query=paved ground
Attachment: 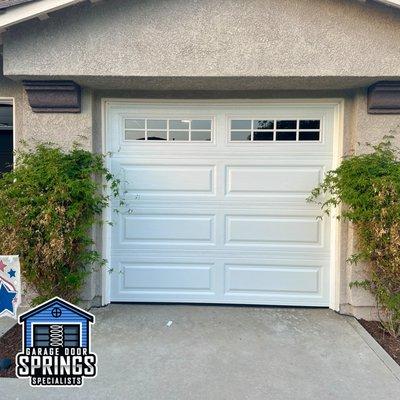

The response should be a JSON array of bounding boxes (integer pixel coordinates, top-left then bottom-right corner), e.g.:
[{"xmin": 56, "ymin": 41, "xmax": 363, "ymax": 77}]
[
  {"xmin": 0, "ymin": 315, "xmax": 16, "ymax": 337},
  {"xmin": 1, "ymin": 304, "xmax": 399, "ymax": 399}
]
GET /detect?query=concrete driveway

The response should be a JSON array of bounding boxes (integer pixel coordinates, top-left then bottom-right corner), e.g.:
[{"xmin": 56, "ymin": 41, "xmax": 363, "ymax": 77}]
[{"xmin": 1, "ymin": 304, "xmax": 399, "ymax": 399}]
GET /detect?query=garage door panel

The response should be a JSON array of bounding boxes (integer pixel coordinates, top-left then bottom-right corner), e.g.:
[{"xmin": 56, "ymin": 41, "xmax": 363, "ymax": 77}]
[
  {"xmin": 120, "ymin": 214, "xmax": 216, "ymax": 245},
  {"xmin": 225, "ymin": 165, "xmax": 323, "ymax": 196},
  {"xmin": 225, "ymin": 215, "xmax": 322, "ymax": 246},
  {"xmin": 110, "ymin": 257, "xmax": 327, "ymax": 304},
  {"xmin": 121, "ymin": 262, "xmax": 214, "ymax": 292},
  {"xmin": 114, "ymin": 210, "xmax": 327, "ymax": 250},
  {"xmin": 224, "ymin": 263, "xmax": 321, "ymax": 294},
  {"xmin": 117, "ymin": 163, "xmax": 216, "ymax": 195}
]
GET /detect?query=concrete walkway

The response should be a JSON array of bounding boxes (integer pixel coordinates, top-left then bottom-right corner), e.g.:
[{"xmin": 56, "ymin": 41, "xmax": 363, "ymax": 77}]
[{"xmin": 1, "ymin": 304, "xmax": 399, "ymax": 399}]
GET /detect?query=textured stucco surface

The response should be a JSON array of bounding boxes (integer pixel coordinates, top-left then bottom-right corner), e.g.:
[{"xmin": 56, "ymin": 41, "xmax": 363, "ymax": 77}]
[
  {"xmin": 0, "ymin": 64, "xmax": 23, "ymax": 142},
  {"xmin": 3, "ymin": 0, "xmax": 400, "ymax": 88},
  {"xmin": 0, "ymin": 63, "xmax": 93, "ymax": 150},
  {"xmin": 19, "ymin": 88, "xmax": 93, "ymax": 150},
  {"xmin": 4, "ymin": 76, "xmax": 400, "ymax": 91}
]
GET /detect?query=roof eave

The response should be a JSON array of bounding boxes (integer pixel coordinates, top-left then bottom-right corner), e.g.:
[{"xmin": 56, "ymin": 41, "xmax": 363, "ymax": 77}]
[
  {"xmin": 0, "ymin": 0, "xmax": 35, "ymax": 11},
  {"xmin": 0, "ymin": 0, "xmax": 84, "ymax": 31},
  {"xmin": 375, "ymin": 0, "xmax": 400, "ymax": 8},
  {"xmin": 19, "ymin": 296, "xmax": 95, "ymax": 322},
  {"xmin": 0, "ymin": 0, "xmax": 399, "ymax": 32}
]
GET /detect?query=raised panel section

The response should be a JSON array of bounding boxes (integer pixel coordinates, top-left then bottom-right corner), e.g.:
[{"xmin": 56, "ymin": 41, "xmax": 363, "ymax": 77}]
[
  {"xmin": 121, "ymin": 164, "xmax": 215, "ymax": 195},
  {"xmin": 226, "ymin": 166, "xmax": 322, "ymax": 195},
  {"xmin": 123, "ymin": 214, "xmax": 215, "ymax": 244},
  {"xmin": 225, "ymin": 264, "xmax": 320, "ymax": 294},
  {"xmin": 226, "ymin": 215, "xmax": 321, "ymax": 245},
  {"xmin": 122, "ymin": 263, "xmax": 213, "ymax": 292}
]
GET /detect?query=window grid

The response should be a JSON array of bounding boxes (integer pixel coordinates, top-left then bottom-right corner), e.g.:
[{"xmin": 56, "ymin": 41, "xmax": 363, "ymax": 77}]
[
  {"xmin": 230, "ymin": 119, "xmax": 321, "ymax": 142},
  {"xmin": 124, "ymin": 118, "xmax": 213, "ymax": 142},
  {"xmin": 32, "ymin": 324, "xmax": 80, "ymax": 347}
]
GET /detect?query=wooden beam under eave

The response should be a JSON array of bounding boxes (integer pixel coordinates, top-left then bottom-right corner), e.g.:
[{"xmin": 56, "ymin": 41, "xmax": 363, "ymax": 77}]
[{"xmin": 368, "ymin": 81, "xmax": 400, "ymax": 114}]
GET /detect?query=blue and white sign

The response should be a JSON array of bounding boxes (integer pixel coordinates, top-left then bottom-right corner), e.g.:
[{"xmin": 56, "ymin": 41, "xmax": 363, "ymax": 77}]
[
  {"xmin": 16, "ymin": 297, "xmax": 97, "ymax": 387},
  {"xmin": 0, "ymin": 255, "xmax": 21, "ymax": 319}
]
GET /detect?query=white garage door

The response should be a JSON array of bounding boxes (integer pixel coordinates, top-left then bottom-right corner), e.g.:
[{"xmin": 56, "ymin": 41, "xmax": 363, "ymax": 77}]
[{"xmin": 106, "ymin": 102, "xmax": 336, "ymax": 306}]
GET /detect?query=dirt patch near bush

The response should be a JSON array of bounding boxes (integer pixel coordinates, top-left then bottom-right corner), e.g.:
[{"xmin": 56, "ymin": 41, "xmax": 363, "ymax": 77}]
[
  {"xmin": 359, "ymin": 320, "xmax": 400, "ymax": 366},
  {"xmin": 0, "ymin": 323, "xmax": 21, "ymax": 378}
]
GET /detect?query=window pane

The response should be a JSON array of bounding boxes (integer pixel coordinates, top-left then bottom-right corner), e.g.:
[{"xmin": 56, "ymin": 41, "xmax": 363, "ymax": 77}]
[
  {"xmin": 170, "ymin": 120, "xmax": 190, "ymax": 129},
  {"xmin": 125, "ymin": 130, "xmax": 145, "ymax": 140},
  {"xmin": 276, "ymin": 131, "xmax": 296, "ymax": 141},
  {"xmin": 33, "ymin": 325, "xmax": 50, "ymax": 347},
  {"xmin": 125, "ymin": 119, "xmax": 145, "ymax": 129},
  {"xmin": 148, "ymin": 119, "xmax": 167, "ymax": 129},
  {"xmin": 35, "ymin": 326, "xmax": 50, "ymax": 334},
  {"xmin": 191, "ymin": 120, "xmax": 212, "ymax": 130},
  {"xmin": 35, "ymin": 341, "xmax": 50, "ymax": 347},
  {"xmin": 231, "ymin": 131, "xmax": 251, "ymax": 141},
  {"xmin": 191, "ymin": 131, "xmax": 211, "ymax": 141},
  {"xmin": 299, "ymin": 131, "xmax": 320, "ymax": 141},
  {"xmin": 147, "ymin": 131, "xmax": 167, "ymax": 140},
  {"xmin": 64, "ymin": 325, "xmax": 80, "ymax": 346},
  {"xmin": 299, "ymin": 120, "xmax": 320, "ymax": 129},
  {"xmin": 64, "ymin": 326, "xmax": 79, "ymax": 334},
  {"xmin": 64, "ymin": 334, "xmax": 79, "ymax": 340},
  {"xmin": 170, "ymin": 131, "xmax": 189, "ymax": 141},
  {"xmin": 253, "ymin": 120, "xmax": 274, "ymax": 130},
  {"xmin": 231, "ymin": 120, "xmax": 251, "ymax": 129},
  {"xmin": 64, "ymin": 341, "xmax": 80, "ymax": 347},
  {"xmin": 276, "ymin": 120, "xmax": 296, "ymax": 129},
  {"xmin": 34, "ymin": 334, "xmax": 50, "ymax": 340},
  {"xmin": 254, "ymin": 131, "xmax": 273, "ymax": 141}
]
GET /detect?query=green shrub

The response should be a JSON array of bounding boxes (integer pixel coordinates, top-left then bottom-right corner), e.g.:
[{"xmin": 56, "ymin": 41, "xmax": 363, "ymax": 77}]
[
  {"xmin": 0, "ymin": 142, "xmax": 121, "ymax": 305},
  {"xmin": 308, "ymin": 137, "xmax": 400, "ymax": 337}
]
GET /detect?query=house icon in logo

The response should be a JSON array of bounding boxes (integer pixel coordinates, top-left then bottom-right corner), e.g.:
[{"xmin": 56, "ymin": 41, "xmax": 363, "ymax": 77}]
[
  {"xmin": 16, "ymin": 297, "xmax": 97, "ymax": 387},
  {"xmin": 19, "ymin": 297, "xmax": 94, "ymax": 348}
]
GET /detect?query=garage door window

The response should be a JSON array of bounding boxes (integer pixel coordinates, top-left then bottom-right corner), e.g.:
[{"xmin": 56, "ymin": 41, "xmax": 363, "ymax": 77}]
[
  {"xmin": 125, "ymin": 118, "xmax": 212, "ymax": 142},
  {"xmin": 230, "ymin": 119, "xmax": 320, "ymax": 142},
  {"xmin": 33, "ymin": 324, "xmax": 80, "ymax": 347}
]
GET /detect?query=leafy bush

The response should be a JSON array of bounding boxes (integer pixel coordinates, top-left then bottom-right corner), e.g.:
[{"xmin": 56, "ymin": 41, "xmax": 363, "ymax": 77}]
[
  {"xmin": 0, "ymin": 143, "xmax": 120, "ymax": 305},
  {"xmin": 308, "ymin": 137, "xmax": 400, "ymax": 337}
]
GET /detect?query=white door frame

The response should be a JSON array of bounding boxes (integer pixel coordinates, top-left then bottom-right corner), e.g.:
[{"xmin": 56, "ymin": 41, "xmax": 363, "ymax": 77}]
[{"xmin": 101, "ymin": 98, "xmax": 344, "ymax": 310}]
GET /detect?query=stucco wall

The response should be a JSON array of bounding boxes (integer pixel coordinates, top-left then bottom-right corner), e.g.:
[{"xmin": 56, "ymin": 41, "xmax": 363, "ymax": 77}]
[
  {"xmin": 0, "ymin": 65, "xmax": 93, "ymax": 150},
  {"xmin": 18, "ymin": 88, "xmax": 93, "ymax": 151},
  {"xmin": 3, "ymin": 0, "xmax": 400, "ymax": 90},
  {"xmin": 0, "ymin": 65, "xmax": 23, "ymax": 143}
]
